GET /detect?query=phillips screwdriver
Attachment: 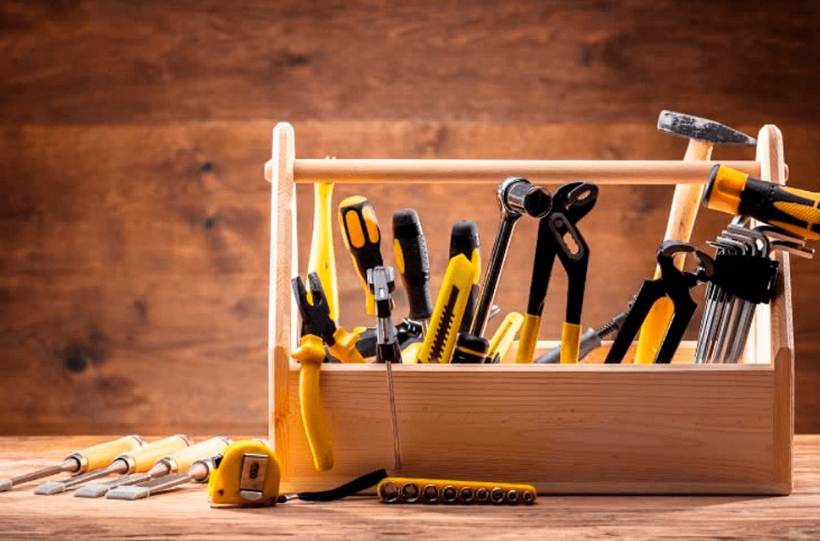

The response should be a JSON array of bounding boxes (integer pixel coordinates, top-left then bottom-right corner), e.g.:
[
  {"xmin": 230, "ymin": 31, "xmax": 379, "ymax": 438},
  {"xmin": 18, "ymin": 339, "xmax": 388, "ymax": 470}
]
[
  {"xmin": 74, "ymin": 436, "xmax": 231, "ymax": 498},
  {"xmin": 449, "ymin": 220, "xmax": 481, "ymax": 333},
  {"xmin": 0, "ymin": 435, "xmax": 145, "ymax": 492},
  {"xmin": 34, "ymin": 434, "xmax": 193, "ymax": 495},
  {"xmin": 339, "ymin": 196, "xmax": 384, "ymax": 315},
  {"xmin": 703, "ymin": 164, "xmax": 820, "ymax": 241},
  {"xmin": 392, "ymin": 209, "xmax": 433, "ymax": 334}
]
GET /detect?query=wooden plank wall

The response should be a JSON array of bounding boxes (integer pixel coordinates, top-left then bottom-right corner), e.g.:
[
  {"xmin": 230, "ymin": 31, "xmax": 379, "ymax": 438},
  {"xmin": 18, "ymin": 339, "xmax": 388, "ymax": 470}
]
[{"xmin": 1, "ymin": 1, "xmax": 818, "ymax": 435}]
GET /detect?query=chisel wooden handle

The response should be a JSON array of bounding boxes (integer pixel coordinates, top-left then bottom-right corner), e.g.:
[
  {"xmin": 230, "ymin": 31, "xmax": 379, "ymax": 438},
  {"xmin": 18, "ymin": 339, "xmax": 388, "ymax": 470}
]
[
  {"xmin": 70, "ymin": 435, "xmax": 146, "ymax": 472},
  {"xmin": 160, "ymin": 436, "xmax": 231, "ymax": 473},
  {"xmin": 119, "ymin": 435, "xmax": 193, "ymax": 473}
]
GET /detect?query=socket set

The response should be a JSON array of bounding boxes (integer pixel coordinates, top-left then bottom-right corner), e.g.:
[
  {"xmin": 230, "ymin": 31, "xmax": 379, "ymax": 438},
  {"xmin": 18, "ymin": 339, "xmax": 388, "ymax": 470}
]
[{"xmin": 377, "ymin": 477, "xmax": 536, "ymax": 505}]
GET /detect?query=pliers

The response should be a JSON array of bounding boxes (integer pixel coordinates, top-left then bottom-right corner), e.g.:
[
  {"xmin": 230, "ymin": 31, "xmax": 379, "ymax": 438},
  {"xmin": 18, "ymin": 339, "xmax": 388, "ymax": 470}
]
[
  {"xmin": 293, "ymin": 273, "xmax": 366, "ymax": 365},
  {"xmin": 604, "ymin": 241, "xmax": 714, "ymax": 364},
  {"xmin": 290, "ymin": 273, "xmax": 365, "ymax": 473},
  {"xmin": 516, "ymin": 182, "xmax": 599, "ymax": 364}
]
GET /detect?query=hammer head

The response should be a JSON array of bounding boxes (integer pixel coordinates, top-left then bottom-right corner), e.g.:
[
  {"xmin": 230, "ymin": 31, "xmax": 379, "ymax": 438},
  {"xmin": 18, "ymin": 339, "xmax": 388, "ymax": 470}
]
[{"xmin": 658, "ymin": 110, "xmax": 756, "ymax": 146}]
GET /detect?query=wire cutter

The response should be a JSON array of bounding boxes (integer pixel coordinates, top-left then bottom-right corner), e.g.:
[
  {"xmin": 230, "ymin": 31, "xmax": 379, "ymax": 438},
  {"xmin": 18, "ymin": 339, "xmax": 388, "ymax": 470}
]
[
  {"xmin": 516, "ymin": 182, "xmax": 599, "ymax": 364},
  {"xmin": 604, "ymin": 241, "xmax": 714, "ymax": 364}
]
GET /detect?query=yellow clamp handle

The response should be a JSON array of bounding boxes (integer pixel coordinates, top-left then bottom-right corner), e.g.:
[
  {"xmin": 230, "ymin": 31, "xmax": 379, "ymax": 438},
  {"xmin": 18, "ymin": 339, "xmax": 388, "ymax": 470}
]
[{"xmin": 292, "ymin": 334, "xmax": 334, "ymax": 472}]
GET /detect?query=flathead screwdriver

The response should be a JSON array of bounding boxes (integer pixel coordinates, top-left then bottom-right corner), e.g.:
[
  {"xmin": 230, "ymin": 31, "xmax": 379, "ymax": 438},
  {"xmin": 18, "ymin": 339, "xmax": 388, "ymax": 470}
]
[
  {"xmin": 34, "ymin": 434, "xmax": 192, "ymax": 495},
  {"xmin": 74, "ymin": 436, "xmax": 231, "ymax": 498},
  {"xmin": 0, "ymin": 435, "xmax": 145, "ymax": 492}
]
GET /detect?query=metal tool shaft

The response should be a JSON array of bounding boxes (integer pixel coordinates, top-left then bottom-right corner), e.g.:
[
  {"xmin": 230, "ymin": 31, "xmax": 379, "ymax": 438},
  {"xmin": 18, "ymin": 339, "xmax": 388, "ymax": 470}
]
[{"xmin": 4, "ymin": 461, "xmax": 74, "ymax": 489}]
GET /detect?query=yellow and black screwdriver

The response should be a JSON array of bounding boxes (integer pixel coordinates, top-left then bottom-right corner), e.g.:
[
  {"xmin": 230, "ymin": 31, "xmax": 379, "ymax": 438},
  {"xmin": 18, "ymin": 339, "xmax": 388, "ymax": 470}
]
[
  {"xmin": 0, "ymin": 435, "xmax": 145, "ymax": 492},
  {"xmin": 339, "ymin": 196, "xmax": 385, "ymax": 316},
  {"xmin": 703, "ymin": 164, "xmax": 820, "ymax": 241}
]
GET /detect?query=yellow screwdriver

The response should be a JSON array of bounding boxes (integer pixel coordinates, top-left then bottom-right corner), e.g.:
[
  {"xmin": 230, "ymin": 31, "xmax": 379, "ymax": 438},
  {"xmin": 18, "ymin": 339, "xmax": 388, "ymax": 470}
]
[
  {"xmin": 0, "ymin": 435, "xmax": 145, "ymax": 492},
  {"xmin": 34, "ymin": 434, "xmax": 192, "ymax": 495},
  {"xmin": 703, "ymin": 164, "xmax": 820, "ymax": 240}
]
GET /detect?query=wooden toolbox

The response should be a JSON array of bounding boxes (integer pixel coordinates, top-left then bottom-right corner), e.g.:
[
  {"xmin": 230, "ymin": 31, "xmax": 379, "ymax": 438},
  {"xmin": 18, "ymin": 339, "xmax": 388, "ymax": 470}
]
[{"xmin": 265, "ymin": 122, "xmax": 793, "ymax": 495}]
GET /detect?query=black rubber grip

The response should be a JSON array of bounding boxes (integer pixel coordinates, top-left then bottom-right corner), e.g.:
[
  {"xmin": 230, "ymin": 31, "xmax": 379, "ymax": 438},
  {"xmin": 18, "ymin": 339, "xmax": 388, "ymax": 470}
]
[
  {"xmin": 449, "ymin": 221, "xmax": 480, "ymax": 333},
  {"xmin": 393, "ymin": 209, "xmax": 433, "ymax": 321}
]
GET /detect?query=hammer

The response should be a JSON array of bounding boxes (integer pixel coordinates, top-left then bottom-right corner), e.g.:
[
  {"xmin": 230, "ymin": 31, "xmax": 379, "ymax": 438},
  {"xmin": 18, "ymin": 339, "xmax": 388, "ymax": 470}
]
[{"xmin": 633, "ymin": 111, "xmax": 756, "ymax": 365}]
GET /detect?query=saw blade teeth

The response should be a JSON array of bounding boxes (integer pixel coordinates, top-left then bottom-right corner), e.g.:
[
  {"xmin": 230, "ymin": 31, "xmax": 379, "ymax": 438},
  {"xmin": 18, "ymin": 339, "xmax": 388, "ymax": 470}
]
[{"xmin": 429, "ymin": 286, "xmax": 460, "ymax": 362}]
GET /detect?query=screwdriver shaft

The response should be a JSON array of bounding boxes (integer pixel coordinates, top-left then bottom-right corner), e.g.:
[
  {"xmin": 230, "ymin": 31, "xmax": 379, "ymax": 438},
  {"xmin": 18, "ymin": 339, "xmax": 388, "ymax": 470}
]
[{"xmin": 385, "ymin": 361, "xmax": 401, "ymax": 471}]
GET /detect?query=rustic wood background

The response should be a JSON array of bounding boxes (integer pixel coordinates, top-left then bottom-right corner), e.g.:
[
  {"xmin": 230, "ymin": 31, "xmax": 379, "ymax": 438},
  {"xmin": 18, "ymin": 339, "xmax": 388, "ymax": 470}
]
[{"xmin": 1, "ymin": 1, "xmax": 818, "ymax": 435}]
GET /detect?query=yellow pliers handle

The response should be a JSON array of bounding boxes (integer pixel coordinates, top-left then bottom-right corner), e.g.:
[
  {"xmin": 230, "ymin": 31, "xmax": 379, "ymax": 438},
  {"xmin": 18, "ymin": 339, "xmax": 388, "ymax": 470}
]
[{"xmin": 292, "ymin": 334, "xmax": 334, "ymax": 472}]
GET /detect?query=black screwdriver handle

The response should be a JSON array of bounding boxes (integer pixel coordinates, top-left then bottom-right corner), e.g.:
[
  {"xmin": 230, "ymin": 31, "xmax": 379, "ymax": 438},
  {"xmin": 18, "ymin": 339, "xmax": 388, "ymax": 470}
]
[{"xmin": 393, "ymin": 209, "xmax": 433, "ymax": 322}]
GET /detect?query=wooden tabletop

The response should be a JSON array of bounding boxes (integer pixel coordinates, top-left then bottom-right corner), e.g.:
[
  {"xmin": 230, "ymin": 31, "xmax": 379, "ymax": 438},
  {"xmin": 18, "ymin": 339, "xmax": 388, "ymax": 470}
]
[{"xmin": 2, "ymin": 436, "xmax": 820, "ymax": 540}]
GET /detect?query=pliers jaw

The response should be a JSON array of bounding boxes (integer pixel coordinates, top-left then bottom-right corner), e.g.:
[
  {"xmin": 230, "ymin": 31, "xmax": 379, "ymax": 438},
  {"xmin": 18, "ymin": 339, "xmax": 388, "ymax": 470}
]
[
  {"xmin": 604, "ymin": 241, "xmax": 714, "ymax": 364},
  {"xmin": 292, "ymin": 273, "xmax": 336, "ymax": 344}
]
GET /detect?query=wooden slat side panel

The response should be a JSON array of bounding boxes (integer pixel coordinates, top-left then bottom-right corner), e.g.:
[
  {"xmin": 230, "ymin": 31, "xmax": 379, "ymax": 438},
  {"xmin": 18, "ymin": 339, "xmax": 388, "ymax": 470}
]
[
  {"xmin": 2, "ymin": 1, "xmax": 820, "ymax": 125},
  {"xmin": 279, "ymin": 366, "xmax": 778, "ymax": 494}
]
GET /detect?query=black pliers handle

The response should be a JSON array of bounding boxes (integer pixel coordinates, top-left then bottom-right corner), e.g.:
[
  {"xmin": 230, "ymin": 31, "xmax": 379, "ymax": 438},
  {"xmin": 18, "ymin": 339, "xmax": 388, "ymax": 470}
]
[
  {"xmin": 516, "ymin": 182, "xmax": 599, "ymax": 364},
  {"xmin": 604, "ymin": 241, "xmax": 714, "ymax": 364}
]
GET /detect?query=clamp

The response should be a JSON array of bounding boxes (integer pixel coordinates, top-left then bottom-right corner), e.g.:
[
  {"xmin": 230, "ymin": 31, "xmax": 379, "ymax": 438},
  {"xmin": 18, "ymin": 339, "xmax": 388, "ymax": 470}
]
[
  {"xmin": 604, "ymin": 241, "xmax": 714, "ymax": 364},
  {"xmin": 516, "ymin": 181, "xmax": 599, "ymax": 364}
]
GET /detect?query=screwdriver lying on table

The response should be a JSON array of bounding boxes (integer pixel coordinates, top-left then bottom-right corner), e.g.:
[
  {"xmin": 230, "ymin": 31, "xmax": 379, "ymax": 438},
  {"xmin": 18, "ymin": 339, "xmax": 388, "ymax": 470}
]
[
  {"xmin": 0, "ymin": 435, "xmax": 145, "ymax": 492},
  {"xmin": 34, "ymin": 435, "xmax": 192, "ymax": 495},
  {"xmin": 74, "ymin": 436, "xmax": 231, "ymax": 498}
]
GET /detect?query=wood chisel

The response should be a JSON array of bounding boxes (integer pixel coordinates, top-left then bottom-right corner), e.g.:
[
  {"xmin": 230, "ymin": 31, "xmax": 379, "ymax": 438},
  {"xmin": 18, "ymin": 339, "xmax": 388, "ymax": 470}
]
[
  {"xmin": 33, "ymin": 435, "xmax": 192, "ymax": 495},
  {"xmin": 0, "ymin": 435, "xmax": 145, "ymax": 492},
  {"xmin": 107, "ymin": 457, "xmax": 218, "ymax": 501},
  {"xmin": 308, "ymin": 182, "xmax": 339, "ymax": 322},
  {"xmin": 417, "ymin": 253, "xmax": 478, "ymax": 364},
  {"xmin": 74, "ymin": 436, "xmax": 231, "ymax": 498},
  {"xmin": 339, "ymin": 195, "xmax": 384, "ymax": 315},
  {"xmin": 392, "ymin": 209, "xmax": 433, "ymax": 334}
]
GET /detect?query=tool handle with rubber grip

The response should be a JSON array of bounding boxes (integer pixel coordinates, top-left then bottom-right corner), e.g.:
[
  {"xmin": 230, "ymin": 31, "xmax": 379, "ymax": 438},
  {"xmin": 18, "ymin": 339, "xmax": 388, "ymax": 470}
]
[
  {"xmin": 308, "ymin": 182, "xmax": 339, "ymax": 321},
  {"xmin": 120, "ymin": 435, "xmax": 193, "ymax": 473},
  {"xmin": 515, "ymin": 314, "xmax": 541, "ymax": 364},
  {"xmin": 393, "ymin": 209, "xmax": 433, "ymax": 321},
  {"xmin": 339, "ymin": 196, "xmax": 384, "ymax": 315},
  {"xmin": 704, "ymin": 164, "xmax": 820, "ymax": 240},
  {"xmin": 292, "ymin": 335, "xmax": 334, "ymax": 472},
  {"xmin": 68, "ymin": 435, "xmax": 146, "ymax": 473},
  {"xmin": 162, "ymin": 437, "xmax": 231, "ymax": 473}
]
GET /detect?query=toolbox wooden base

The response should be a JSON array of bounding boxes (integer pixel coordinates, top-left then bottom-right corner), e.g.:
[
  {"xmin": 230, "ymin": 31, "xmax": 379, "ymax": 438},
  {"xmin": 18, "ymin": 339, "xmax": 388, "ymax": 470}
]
[{"xmin": 267, "ymin": 123, "xmax": 793, "ymax": 495}]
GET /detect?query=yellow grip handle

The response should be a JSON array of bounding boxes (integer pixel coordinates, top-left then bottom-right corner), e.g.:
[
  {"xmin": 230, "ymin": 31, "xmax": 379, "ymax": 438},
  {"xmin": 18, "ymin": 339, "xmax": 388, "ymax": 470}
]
[
  {"xmin": 704, "ymin": 164, "xmax": 820, "ymax": 241},
  {"xmin": 293, "ymin": 335, "xmax": 334, "ymax": 472},
  {"xmin": 559, "ymin": 322, "xmax": 582, "ymax": 364},
  {"xmin": 125, "ymin": 435, "xmax": 193, "ymax": 472},
  {"xmin": 514, "ymin": 313, "xmax": 541, "ymax": 364},
  {"xmin": 71, "ymin": 435, "xmax": 146, "ymax": 472},
  {"xmin": 308, "ymin": 182, "xmax": 339, "ymax": 321},
  {"xmin": 163, "ymin": 436, "xmax": 231, "ymax": 473},
  {"xmin": 339, "ymin": 196, "xmax": 383, "ymax": 316},
  {"xmin": 488, "ymin": 311, "xmax": 523, "ymax": 363},
  {"xmin": 634, "ymin": 296, "xmax": 674, "ymax": 364},
  {"xmin": 328, "ymin": 327, "xmax": 366, "ymax": 364}
]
